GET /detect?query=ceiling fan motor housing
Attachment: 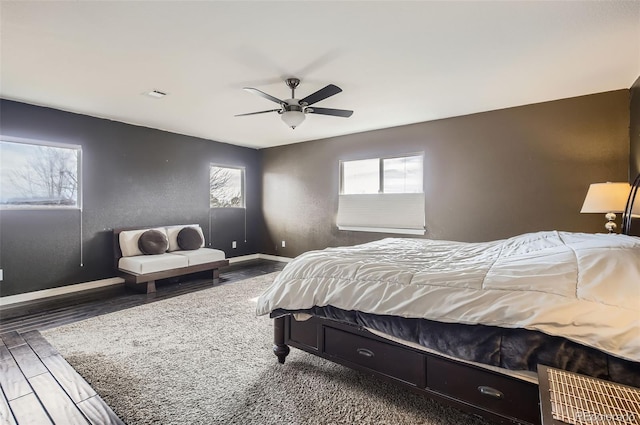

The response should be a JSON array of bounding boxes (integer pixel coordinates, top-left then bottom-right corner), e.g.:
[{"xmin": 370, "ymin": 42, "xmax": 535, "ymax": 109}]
[{"xmin": 283, "ymin": 101, "xmax": 304, "ymax": 112}]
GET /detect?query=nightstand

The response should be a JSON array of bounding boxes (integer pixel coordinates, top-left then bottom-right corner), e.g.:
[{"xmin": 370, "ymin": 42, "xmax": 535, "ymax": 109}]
[{"xmin": 537, "ymin": 364, "xmax": 639, "ymax": 425}]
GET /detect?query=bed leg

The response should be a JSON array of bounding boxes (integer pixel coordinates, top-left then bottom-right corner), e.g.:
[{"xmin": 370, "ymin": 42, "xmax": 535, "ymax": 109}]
[
  {"xmin": 273, "ymin": 316, "xmax": 290, "ymax": 364},
  {"xmin": 212, "ymin": 268, "xmax": 220, "ymax": 285}
]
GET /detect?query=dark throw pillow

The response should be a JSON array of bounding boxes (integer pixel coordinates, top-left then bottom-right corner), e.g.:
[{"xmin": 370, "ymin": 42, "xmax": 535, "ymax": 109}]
[
  {"xmin": 138, "ymin": 230, "xmax": 169, "ymax": 255},
  {"xmin": 177, "ymin": 227, "xmax": 203, "ymax": 250}
]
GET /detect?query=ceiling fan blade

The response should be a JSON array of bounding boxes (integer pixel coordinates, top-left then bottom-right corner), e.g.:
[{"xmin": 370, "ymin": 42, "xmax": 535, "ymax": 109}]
[
  {"xmin": 234, "ymin": 109, "xmax": 281, "ymax": 117},
  {"xmin": 300, "ymin": 84, "xmax": 342, "ymax": 106},
  {"xmin": 243, "ymin": 87, "xmax": 285, "ymax": 105},
  {"xmin": 307, "ymin": 107, "xmax": 353, "ymax": 118}
]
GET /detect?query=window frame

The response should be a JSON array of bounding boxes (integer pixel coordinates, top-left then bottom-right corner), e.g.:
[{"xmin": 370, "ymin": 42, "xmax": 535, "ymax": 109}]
[
  {"xmin": 0, "ymin": 135, "xmax": 82, "ymax": 210},
  {"xmin": 209, "ymin": 163, "xmax": 246, "ymax": 209},
  {"xmin": 339, "ymin": 153, "xmax": 424, "ymax": 195},
  {"xmin": 337, "ymin": 153, "xmax": 426, "ymax": 235}
]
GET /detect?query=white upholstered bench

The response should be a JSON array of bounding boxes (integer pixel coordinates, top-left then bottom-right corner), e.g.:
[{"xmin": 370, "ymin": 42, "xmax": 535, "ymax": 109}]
[{"xmin": 113, "ymin": 225, "xmax": 229, "ymax": 293}]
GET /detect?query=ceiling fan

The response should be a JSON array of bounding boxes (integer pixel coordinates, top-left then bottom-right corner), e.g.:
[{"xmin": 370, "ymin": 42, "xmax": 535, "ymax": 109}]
[{"xmin": 235, "ymin": 77, "xmax": 353, "ymax": 129}]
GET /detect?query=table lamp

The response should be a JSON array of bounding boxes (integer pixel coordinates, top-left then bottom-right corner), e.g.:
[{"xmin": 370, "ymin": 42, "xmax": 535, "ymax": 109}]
[{"xmin": 580, "ymin": 182, "xmax": 631, "ymax": 233}]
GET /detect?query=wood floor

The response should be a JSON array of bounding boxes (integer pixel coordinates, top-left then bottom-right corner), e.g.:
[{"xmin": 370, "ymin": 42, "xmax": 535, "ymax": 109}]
[{"xmin": 0, "ymin": 259, "xmax": 285, "ymax": 425}]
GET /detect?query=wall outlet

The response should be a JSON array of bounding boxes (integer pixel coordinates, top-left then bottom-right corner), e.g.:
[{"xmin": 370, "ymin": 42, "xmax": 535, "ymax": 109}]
[
  {"xmin": 232, "ymin": 241, "xmax": 237, "ymax": 249},
  {"xmin": 281, "ymin": 240, "xmax": 286, "ymax": 248}
]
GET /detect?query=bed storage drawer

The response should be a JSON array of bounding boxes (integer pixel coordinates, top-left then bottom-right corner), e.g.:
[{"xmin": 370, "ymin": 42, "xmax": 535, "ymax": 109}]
[
  {"xmin": 426, "ymin": 356, "xmax": 539, "ymax": 424},
  {"xmin": 287, "ymin": 316, "xmax": 320, "ymax": 350},
  {"xmin": 323, "ymin": 327, "xmax": 425, "ymax": 387}
]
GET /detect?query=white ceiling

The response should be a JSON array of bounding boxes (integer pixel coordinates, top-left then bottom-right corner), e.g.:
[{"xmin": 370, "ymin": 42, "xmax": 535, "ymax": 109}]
[{"xmin": 1, "ymin": 1, "xmax": 639, "ymax": 149}]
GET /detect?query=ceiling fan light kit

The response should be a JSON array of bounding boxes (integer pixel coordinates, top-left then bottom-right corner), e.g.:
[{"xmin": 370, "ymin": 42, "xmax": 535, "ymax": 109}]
[
  {"xmin": 236, "ymin": 77, "xmax": 353, "ymax": 129},
  {"xmin": 281, "ymin": 110, "xmax": 305, "ymax": 129}
]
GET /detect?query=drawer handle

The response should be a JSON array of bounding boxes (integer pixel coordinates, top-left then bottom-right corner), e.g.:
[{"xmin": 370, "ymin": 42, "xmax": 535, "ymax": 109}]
[
  {"xmin": 478, "ymin": 386, "xmax": 504, "ymax": 400},
  {"xmin": 356, "ymin": 348, "xmax": 375, "ymax": 358}
]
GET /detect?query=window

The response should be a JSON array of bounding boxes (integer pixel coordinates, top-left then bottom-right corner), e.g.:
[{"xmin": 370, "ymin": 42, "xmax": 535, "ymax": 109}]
[
  {"xmin": 340, "ymin": 154, "xmax": 423, "ymax": 194},
  {"xmin": 342, "ymin": 158, "xmax": 379, "ymax": 194},
  {"xmin": 209, "ymin": 165, "xmax": 245, "ymax": 208},
  {"xmin": 382, "ymin": 155, "xmax": 423, "ymax": 193},
  {"xmin": 337, "ymin": 154, "xmax": 425, "ymax": 235},
  {"xmin": 0, "ymin": 136, "xmax": 81, "ymax": 209}
]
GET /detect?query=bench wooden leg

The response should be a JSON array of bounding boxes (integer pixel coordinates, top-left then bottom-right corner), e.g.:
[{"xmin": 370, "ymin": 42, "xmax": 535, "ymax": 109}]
[
  {"xmin": 212, "ymin": 268, "xmax": 220, "ymax": 285},
  {"xmin": 145, "ymin": 280, "xmax": 156, "ymax": 293},
  {"xmin": 125, "ymin": 280, "xmax": 156, "ymax": 294}
]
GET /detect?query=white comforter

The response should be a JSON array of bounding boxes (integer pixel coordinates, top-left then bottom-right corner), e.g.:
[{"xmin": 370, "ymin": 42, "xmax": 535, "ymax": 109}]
[{"xmin": 256, "ymin": 231, "xmax": 640, "ymax": 362}]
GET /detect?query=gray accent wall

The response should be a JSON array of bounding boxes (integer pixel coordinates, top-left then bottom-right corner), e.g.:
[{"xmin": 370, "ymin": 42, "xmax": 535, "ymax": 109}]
[
  {"xmin": 0, "ymin": 99, "xmax": 262, "ymax": 297},
  {"xmin": 260, "ymin": 90, "xmax": 630, "ymax": 258}
]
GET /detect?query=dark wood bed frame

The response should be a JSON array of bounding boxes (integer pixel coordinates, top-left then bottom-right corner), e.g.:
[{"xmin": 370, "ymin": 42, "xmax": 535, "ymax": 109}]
[
  {"xmin": 274, "ymin": 315, "xmax": 540, "ymax": 425},
  {"xmin": 271, "ymin": 176, "xmax": 640, "ymax": 425}
]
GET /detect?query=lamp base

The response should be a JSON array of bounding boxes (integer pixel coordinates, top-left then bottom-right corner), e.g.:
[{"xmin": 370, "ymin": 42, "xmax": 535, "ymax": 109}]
[{"xmin": 605, "ymin": 212, "xmax": 617, "ymax": 233}]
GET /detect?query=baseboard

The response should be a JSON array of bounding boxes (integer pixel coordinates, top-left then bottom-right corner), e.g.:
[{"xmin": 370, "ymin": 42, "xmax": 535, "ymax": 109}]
[
  {"xmin": 227, "ymin": 253, "xmax": 292, "ymax": 263},
  {"xmin": 256, "ymin": 253, "xmax": 293, "ymax": 263},
  {"xmin": 227, "ymin": 254, "xmax": 260, "ymax": 263},
  {"xmin": 0, "ymin": 277, "xmax": 125, "ymax": 308},
  {"xmin": 0, "ymin": 253, "xmax": 291, "ymax": 307}
]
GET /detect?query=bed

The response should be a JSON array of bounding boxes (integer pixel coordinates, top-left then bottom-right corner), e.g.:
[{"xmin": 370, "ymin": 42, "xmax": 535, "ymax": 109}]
[{"xmin": 256, "ymin": 176, "xmax": 640, "ymax": 425}]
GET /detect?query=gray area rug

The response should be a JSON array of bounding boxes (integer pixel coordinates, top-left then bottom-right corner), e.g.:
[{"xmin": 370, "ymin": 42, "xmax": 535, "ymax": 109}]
[{"xmin": 43, "ymin": 273, "xmax": 490, "ymax": 425}]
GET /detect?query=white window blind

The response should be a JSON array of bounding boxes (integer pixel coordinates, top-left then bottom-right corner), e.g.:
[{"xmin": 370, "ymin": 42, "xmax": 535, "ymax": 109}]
[
  {"xmin": 336, "ymin": 193, "xmax": 425, "ymax": 235},
  {"xmin": 338, "ymin": 154, "xmax": 425, "ymax": 235}
]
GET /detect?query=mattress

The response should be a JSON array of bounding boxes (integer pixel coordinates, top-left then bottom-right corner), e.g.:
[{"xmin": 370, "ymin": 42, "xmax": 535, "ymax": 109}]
[
  {"xmin": 291, "ymin": 313, "xmax": 540, "ymax": 383},
  {"xmin": 257, "ymin": 231, "xmax": 640, "ymax": 363}
]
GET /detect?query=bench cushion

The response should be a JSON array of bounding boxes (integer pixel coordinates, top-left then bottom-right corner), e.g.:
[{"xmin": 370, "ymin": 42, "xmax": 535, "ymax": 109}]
[
  {"xmin": 138, "ymin": 229, "xmax": 169, "ymax": 254},
  {"xmin": 119, "ymin": 227, "xmax": 167, "ymax": 257},
  {"xmin": 170, "ymin": 248, "xmax": 226, "ymax": 266},
  {"xmin": 166, "ymin": 225, "xmax": 205, "ymax": 251},
  {"xmin": 119, "ymin": 253, "xmax": 188, "ymax": 275}
]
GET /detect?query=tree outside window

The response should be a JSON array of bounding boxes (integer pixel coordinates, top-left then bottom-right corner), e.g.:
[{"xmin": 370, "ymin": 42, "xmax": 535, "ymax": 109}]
[
  {"xmin": 210, "ymin": 165, "xmax": 244, "ymax": 208},
  {"xmin": 0, "ymin": 138, "xmax": 81, "ymax": 209}
]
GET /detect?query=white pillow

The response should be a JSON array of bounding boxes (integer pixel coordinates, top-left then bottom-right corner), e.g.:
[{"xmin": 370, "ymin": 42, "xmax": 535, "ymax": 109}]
[
  {"xmin": 166, "ymin": 225, "xmax": 205, "ymax": 251},
  {"xmin": 119, "ymin": 227, "xmax": 167, "ymax": 257}
]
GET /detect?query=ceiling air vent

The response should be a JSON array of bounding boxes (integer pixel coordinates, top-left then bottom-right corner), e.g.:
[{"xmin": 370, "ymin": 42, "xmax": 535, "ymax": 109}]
[{"xmin": 145, "ymin": 90, "xmax": 167, "ymax": 99}]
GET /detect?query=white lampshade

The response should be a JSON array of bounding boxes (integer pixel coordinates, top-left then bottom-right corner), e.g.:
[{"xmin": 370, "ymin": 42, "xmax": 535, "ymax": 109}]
[
  {"xmin": 580, "ymin": 182, "xmax": 631, "ymax": 213},
  {"xmin": 281, "ymin": 110, "xmax": 305, "ymax": 129}
]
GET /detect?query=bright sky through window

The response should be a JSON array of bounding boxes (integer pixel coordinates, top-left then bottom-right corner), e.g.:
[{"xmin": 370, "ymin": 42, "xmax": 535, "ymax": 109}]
[
  {"xmin": 341, "ymin": 155, "xmax": 423, "ymax": 195},
  {"xmin": 383, "ymin": 155, "xmax": 423, "ymax": 193},
  {"xmin": 342, "ymin": 158, "xmax": 379, "ymax": 194}
]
